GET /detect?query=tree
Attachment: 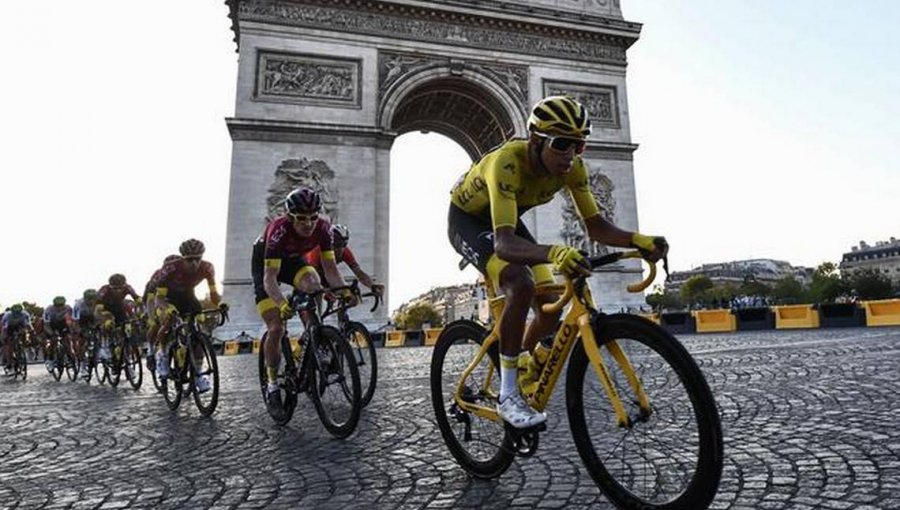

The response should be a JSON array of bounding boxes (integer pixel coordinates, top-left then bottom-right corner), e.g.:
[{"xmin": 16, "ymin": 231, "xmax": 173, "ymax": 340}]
[
  {"xmin": 772, "ymin": 276, "xmax": 805, "ymax": 304},
  {"xmin": 393, "ymin": 302, "xmax": 442, "ymax": 330},
  {"xmin": 739, "ymin": 278, "xmax": 771, "ymax": 297},
  {"xmin": 680, "ymin": 275, "xmax": 713, "ymax": 305},
  {"xmin": 22, "ymin": 301, "xmax": 43, "ymax": 319},
  {"xmin": 808, "ymin": 261, "xmax": 847, "ymax": 304},
  {"xmin": 645, "ymin": 285, "xmax": 683, "ymax": 311},
  {"xmin": 846, "ymin": 269, "xmax": 893, "ymax": 300}
]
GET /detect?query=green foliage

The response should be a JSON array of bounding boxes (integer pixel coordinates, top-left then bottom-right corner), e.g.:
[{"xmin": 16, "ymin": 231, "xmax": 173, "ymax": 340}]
[
  {"xmin": 645, "ymin": 285, "xmax": 683, "ymax": 311},
  {"xmin": 680, "ymin": 275, "xmax": 713, "ymax": 304},
  {"xmin": 846, "ymin": 269, "xmax": 893, "ymax": 300},
  {"xmin": 808, "ymin": 262, "xmax": 847, "ymax": 304},
  {"xmin": 393, "ymin": 302, "xmax": 442, "ymax": 330},
  {"xmin": 771, "ymin": 276, "xmax": 806, "ymax": 304},
  {"xmin": 21, "ymin": 301, "xmax": 43, "ymax": 319},
  {"xmin": 739, "ymin": 279, "xmax": 771, "ymax": 297}
]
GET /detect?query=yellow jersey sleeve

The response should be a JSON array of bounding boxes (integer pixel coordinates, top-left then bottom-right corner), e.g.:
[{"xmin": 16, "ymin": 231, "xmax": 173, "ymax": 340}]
[
  {"xmin": 485, "ymin": 152, "xmax": 522, "ymax": 230},
  {"xmin": 564, "ymin": 160, "xmax": 601, "ymax": 220}
]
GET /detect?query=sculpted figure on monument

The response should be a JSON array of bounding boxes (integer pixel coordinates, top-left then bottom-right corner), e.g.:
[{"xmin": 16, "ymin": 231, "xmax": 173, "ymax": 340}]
[
  {"xmin": 265, "ymin": 158, "xmax": 339, "ymax": 222},
  {"xmin": 561, "ymin": 172, "xmax": 617, "ymax": 257}
]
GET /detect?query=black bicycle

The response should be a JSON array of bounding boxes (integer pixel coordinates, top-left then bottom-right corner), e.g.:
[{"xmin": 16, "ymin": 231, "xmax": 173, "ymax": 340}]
[
  {"xmin": 46, "ymin": 330, "xmax": 78, "ymax": 382},
  {"xmin": 108, "ymin": 319, "xmax": 144, "ymax": 390},
  {"xmin": 321, "ymin": 280, "xmax": 381, "ymax": 408},
  {"xmin": 159, "ymin": 306, "xmax": 228, "ymax": 417},
  {"xmin": 258, "ymin": 286, "xmax": 362, "ymax": 437},
  {"xmin": 6, "ymin": 328, "xmax": 29, "ymax": 380}
]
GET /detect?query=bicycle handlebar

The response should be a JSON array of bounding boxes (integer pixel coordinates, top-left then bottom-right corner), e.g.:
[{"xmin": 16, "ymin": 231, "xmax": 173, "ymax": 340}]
[{"xmin": 541, "ymin": 250, "xmax": 660, "ymax": 314}]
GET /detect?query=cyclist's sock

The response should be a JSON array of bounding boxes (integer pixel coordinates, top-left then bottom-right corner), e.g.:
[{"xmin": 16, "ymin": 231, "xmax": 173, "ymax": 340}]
[
  {"xmin": 499, "ymin": 354, "xmax": 518, "ymax": 402},
  {"xmin": 266, "ymin": 365, "xmax": 278, "ymax": 385}
]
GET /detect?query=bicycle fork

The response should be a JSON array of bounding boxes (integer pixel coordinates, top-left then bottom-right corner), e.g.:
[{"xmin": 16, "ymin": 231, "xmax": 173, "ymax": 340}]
[{"xmin": 580, "ymin": 316, "xmax": 652, "ymax": 428}]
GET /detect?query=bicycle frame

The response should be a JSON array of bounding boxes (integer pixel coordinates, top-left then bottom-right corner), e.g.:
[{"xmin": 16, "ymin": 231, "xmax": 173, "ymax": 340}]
[{"xmin": 454, "ymin": 251, "xmax": 656, "ymax": 428}]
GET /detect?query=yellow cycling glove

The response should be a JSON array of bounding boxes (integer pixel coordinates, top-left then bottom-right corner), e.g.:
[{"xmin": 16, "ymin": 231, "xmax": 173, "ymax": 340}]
[
  {"xmin": 279, "ymin": 301, "xmax": 293, "ymax": 320},
  {"xmin": 548, "ymin": 245, "xmax": 589, "ymax": 276},
  {"xmin": 631, "ymin": 233, "xmax": 668, "ymax": 255}
]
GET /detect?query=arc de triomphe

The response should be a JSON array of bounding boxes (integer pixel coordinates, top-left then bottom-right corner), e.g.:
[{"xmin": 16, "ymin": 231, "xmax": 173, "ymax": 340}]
[{"xmin": 222, "ymin": 0, "xmax": 646, "ymax": 333}]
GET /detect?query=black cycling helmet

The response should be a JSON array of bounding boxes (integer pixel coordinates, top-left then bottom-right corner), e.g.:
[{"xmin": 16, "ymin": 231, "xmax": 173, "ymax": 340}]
[
  {"xmin": 83, "ymin": 289, "xmax": 98, "ymax": 301},
  {"xmin": 109, "ymin": 273, "xmax": 127, "ymax": 286},
  {"xmin": 285, "ymin": 187, "xmax": 322, "ymax": 215},
  {"xmin": 331, "ymin": 224, "xmax": 350, "ymax": 244},
  {"xmin": 527, "ymin": 95, "xmax": 592, "ymax": 139},
  {"xmin": 53, "ymin": 296, "xmax": 66, "ymax": 306},
  {"xmin": 10, "ymin": 303, "xmax": 23, "ymax": 314},
  {"xmin": 179, "ymin": 239, "xmax": 205, "ymax": 257}
]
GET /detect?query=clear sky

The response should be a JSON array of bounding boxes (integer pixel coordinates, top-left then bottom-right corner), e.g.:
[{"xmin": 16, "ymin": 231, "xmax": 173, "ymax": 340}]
[{"xmin": 2, "ymin": 1, "xmax": 898, "ymax": 312}]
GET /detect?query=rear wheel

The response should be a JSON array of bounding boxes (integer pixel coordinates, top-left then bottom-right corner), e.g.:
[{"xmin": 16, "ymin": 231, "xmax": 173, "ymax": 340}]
[
  {"xmin": 191, "ymin": 334, "xmax": 220, "ymax": 417},
  {"xmin": 308, "ymin": 325, "xmax": 361, "ymax": 438},
  {"xmin": 125, "ymin": 343, "xmax": 143, "ymax": 390},
  {"xmin": 163, "ymin": 343, "xmax": 183, "ymax": 411},
  {"xmin": 430, "ymin": 320, "xmax": 514, "ymax": 479},
  {"xmin": 63, "ymin": 345, "xmax": 78, "ymax": 382},
  {"xmin": 346, "ymin": 322, "xmax": 377, "ymax": 407},
  {"xmin": 108, "ymin": 342, "xmax": 123, "ymax": 388},
  {"xmin": 258, "ymin": 332, "xmax": 298, "ymax": 426},
  {"xmin": 566, "ymin": 314, "xmax": 723, "ymax": 510},
  {"xmin": 51, "ymin": 341, "xmax": 64, "ymax": 381},
  {"xmin": 14, "ymin": 342, "xmax": 28, "ymax": 381}
]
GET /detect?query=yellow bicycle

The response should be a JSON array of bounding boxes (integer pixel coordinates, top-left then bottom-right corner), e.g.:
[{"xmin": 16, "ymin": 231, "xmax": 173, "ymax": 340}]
[{"xmin": 430, "ymin": 251, "xmax": 723, "ymax": 509}]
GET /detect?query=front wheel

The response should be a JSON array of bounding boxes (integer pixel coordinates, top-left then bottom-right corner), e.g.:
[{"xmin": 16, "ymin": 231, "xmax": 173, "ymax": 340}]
[
  {"xmin": 345, "ymin": 322, "xmax": 377, "ymax": 407},
  {"xmin": 430, "ymin": 320, "xmax": 514, "ymax": 479},
  {"xmin": 308, "ymin": 325, "xmax": 361, "ymax": 438},
  {"xmin": 162, "ymin": 344, "xmax": 183, "ymax": 411},
  {"xmin": 190, "ymin": 334, "xmax": 220, "ymax": 417},
  {"xmin": 124, "ymin": 343, "xmax": 143, "ymax": 390},
  {"xmin": 258, "ymin": 332, "xmax": 298, "ymax": 426},
  {"xmin": 566, "ymin": 314, "xmax": 723, "ymax": 510},
  {"xmin": 14, "ymin": 342, "xmax": 28, "ymax": 381}
]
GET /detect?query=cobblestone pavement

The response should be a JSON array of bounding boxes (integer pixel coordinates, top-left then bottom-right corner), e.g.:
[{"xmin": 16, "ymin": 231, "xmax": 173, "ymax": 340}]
[{"xmin": 2, "ymin": 327, "xmax": 900, "ymax": 509}]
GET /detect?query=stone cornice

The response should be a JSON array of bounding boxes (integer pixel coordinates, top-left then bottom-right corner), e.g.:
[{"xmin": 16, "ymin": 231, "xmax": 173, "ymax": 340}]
[
  {"xmin": 583, "ymin": 141, "xmax": 638, "ymax": 161},
  {"xmin": 225, "ymin": 0, "xmax": 639, "ymax": 63},
  {"xmin": 226, "ymin": 117, "xmax": 397, "ymax": 147}
]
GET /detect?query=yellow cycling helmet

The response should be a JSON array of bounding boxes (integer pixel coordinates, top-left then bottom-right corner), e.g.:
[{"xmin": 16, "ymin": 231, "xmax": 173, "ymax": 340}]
[{"xmin": 527, "ymin": 95, "xmax": 591, "ymax": 138}]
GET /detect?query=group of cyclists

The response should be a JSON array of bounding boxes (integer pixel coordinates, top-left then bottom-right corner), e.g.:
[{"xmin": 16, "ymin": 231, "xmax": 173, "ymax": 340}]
[{"xmin": 3, "ymin": 95, "xmax": 666, "ymax": 431}]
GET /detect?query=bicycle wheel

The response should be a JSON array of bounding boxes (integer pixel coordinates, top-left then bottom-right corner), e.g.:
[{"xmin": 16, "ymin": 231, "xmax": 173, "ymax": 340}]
[
  {"xmin": 108, "ymin": 344, "xmax": 122, "ymax": 388},
  {"xmin": 125, "ymin": 343, "xmax": 143, "ymax": 390},
  {"xmin": 52, "ymin": 343, "xmax": 64, "ymax": 381},
  {"xmin": 257, "ymin": 332, "xmax": 298, "ymax": 426},
  {"xmin": 162, "ymin": 344, "xmax": 183, "ymax": 410},
  {"xmin": 566, "ymin": 314, "xmax": 723, "ymax": 510},
  {"xmin": 430, "ymin": 319, "xmax": 514, "ymax": 479},
  {"xmin": 15, "ymin": 342, "xmax": 27, "ymax": 381},
  {"xmin": 94, "ymin": 344, "xmax": 108, "ymax": 385},
  {"xmin": 64, "ymin": 348, "xmax": 78, "ymax": 382},
  {"xmin": 308, "ymin": 325, "xmax": 361, "ymax": 438},
  {"xmin": 190, "ymin": 334, "xmax": 220, "ymax": 417},
  {"xmin": 345, "ymin": 321, "xmax": 377, "ymax": 407}
]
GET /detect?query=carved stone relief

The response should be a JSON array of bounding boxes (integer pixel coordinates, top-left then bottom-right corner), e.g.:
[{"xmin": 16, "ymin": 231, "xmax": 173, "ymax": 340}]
[
  {"xmin": 544, "ymin": 81, "xmax": 619, "ymax": 129},
  {"xmin": 378, "ymin": 51, "xmax": 528, "ymax": 114},
  {"xmin": 561, "ymin": 171, "xmax": 617, "ymax": 257},
  {"xmin": 256, "ymin": 51, "xmax": 360, "ymax": 107},
  {"xmin": 238, "ymin": 2, "xmax": 627, "ymax": 63},
  {"xmin": 265, "ymin": 158, "xmax": 340, "ymax": 222}
]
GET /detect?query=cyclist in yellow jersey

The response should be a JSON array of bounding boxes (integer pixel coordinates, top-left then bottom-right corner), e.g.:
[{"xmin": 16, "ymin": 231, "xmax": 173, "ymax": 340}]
[{"xmin": 448, "ymin": 95, "xmax": 668, "ymax": 428}]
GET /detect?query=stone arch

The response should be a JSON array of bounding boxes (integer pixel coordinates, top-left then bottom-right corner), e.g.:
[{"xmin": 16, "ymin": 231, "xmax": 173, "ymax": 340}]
[{"xmin": 378, "ymin": 64, "xmax": 525, "ymax": 159}]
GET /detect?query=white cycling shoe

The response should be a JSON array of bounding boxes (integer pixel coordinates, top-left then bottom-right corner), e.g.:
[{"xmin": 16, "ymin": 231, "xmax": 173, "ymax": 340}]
[
  {"xmin": 498, "ymin": 393, "xmax": 547, "ymax": 429},
  {"xmin": 195, "ymin": 374, "xmax": 211, "ymax": 393}
]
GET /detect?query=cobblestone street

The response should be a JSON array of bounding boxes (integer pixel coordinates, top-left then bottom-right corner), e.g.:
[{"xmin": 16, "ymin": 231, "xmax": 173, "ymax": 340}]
[{"xmin": 2, "ymin": 327, "xmax": 900, "ymax": 509}]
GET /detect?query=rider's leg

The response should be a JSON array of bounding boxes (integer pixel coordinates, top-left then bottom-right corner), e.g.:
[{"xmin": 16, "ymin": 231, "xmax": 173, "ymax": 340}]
[
  {"xmin": 497, "ymin": 263, "xmax": 535, "ymax": 402},
  {"xmin": 522, "ymin": 264, "xmax": 560, "ymax": 353}
]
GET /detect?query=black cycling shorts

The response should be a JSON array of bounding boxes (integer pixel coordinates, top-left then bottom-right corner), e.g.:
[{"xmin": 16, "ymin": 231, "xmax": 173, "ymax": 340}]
[{"xmin": 251, "ymin": 238, "xmax": 314, "ymax": 304}]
